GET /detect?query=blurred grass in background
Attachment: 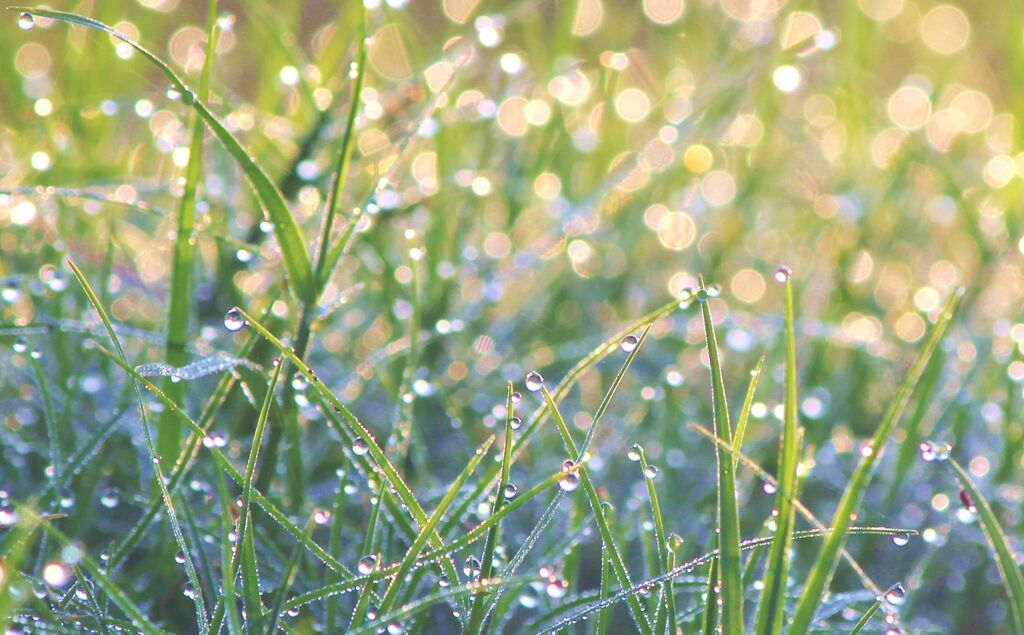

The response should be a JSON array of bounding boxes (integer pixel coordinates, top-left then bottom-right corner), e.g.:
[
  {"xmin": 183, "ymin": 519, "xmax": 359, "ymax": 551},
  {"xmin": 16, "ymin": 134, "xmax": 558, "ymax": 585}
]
[{"xmin": 1, "ymin": 0, "xmax": 1023, "ymax": 632}]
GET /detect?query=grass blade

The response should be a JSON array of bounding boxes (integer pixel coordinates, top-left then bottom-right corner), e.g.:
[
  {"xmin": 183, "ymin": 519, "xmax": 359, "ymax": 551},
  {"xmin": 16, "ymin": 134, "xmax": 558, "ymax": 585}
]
[
  {"xmin": 696, "ymin": 278, "xmax": 744, "ymax": 634},
  {"xmin": 788, "ymin": 288, "xmax": 963, "ymax": 635},
  {"xmin": 754, "ymin": 272, "xmax": 801, "ymax": 635},
  {"xmin": 24, "ymin": 8, "xmax": 315, "ymax": 303},
  {"xmin": 732, "ymin": 356, "xmax": 765, "ymax": 469},
  {"xmin": 946, "ymin": 458, "xmax": 1024, "ymax": 632}
]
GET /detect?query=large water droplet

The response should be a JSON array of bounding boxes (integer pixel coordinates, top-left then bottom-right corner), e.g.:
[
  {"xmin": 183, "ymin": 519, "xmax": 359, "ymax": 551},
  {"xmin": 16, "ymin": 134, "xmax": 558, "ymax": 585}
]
[
  {"xmin": 463, "ymin": 555, "xmax": 481, "ymax": 578},
  {"xmin": 619, "ymin": 334, "xmax": 639, "ymax": 353},
  {"xmin": 695, "ymin": 289, "xmax": 709, "ymax": 303},
  {"xmin": 504, "ymin": 483, "xmax": 518, "ymax": 499},
  {"xmin": 510, "ymin": 416, "xmax": 522, "ymax": 430},
  {"xmin": 183, "ymin": 583, "xmax": 196, "ymax": 599},
  {"xmin": 352, "ymin": 438, "xmax": 370, "ymax": 456},
  {"xmin": 1, "ymin": 281, "xmax": 23, "ymax": 303},
  {"xmin": 525, "ymin": 371, "xmax": 544, "ymax": 392},
  {"xmin": 883, "ymin": 583, "xmax": 907, "ymax": 606},
  {"xmin": 774, "ymin": 266, "xmax": 792, "ymax": 283},
  {"xmin": 357, "ymin": 554, "xmax": 378, "ymax": 575},
  {"xmin": 223, "ymin": 308, "xmax": 245, "ymax": 332},
  {"xmin": 18, "ymin": 12, "xmax": 35, "ymax": 30}
]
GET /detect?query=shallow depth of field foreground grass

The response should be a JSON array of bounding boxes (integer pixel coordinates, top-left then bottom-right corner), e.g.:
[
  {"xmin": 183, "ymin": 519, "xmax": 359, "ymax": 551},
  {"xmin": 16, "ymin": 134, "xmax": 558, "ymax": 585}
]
[{"xmin": 2, "ymin": 1, "xmax": 1024, "ymax": 633}]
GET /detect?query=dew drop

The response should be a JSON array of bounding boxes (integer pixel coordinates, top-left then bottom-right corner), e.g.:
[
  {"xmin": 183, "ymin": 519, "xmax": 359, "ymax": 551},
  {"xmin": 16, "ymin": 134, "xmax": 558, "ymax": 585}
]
[
  {"xmin": 0, "ymin": 508, "xmax": 17, "ymax": 527},
  {"xmin": 387, "ymin": 623, "xmax": 404, "ymax": 635},
  {"xmin": 545, "ymin": 578, "xmax": 568, "ymax": 599},
  {"xmin": 525, "ymin": 371, "xmax": 544, "ymax": 392},
  {"xmin": 626, "ymin": 444, "xmax": 642, "ymax": 462},
  {"xmin": 667, "ymin": 533, "xmax": 684, "ymax": 553},
  {"xmin": 511, "ymin": 392, "xmax": 522, "ymax": 404},
  {"xmin": 166, "ymin": 86, "xmax": 182, "ymax": 101},
  {"xmin": 504, "ymin": 483, "xmax": 518, "ymax": 499},
  {"xmin": 883, "ymin": 583, "xmax": 907, "ymax": 606},
  {"xmin": 42, "ymin": 562, "xmax": 71, "ymax": 587},
  {"xmin": 918, "ymin": 440, "xmax": 952, "ymax": 462},
  {"xmin": 12, "ymin": 338, "xmax": 28, "ymax": 354},
  {"xmin": 18, "ymin": 12, "xmax": 35, "ymax": 30},
  {"xmin": 774, "ymin": 266, "xmax": 792, "ymax": 283},
  {"xmin": 174, "ymin": 551, "xmax": 186, "ymax": 565},
  {"xmin": 695, "ymin": 289, "xmax": 709, "ymax": 303},
  {"xmin": 438, "ymin": 575, "xmax": 450, "ymax": 588},
  {"xmin": 558, "ymin": 472, "xmax": 580, "ymax": 492},
  {"xmin": 762, "ymin": 482, "xmax": 777, "ymax": 495},
  {"xmin": 357, "ymin": 554, "xmax": 378, "ymax": 575},
  {"xmin": 312, "ymin": 509, "xmax": 332, "ymax": 525},
  {"xmin": 705, "ymin": 283, "xmax": 722, "ymax": 298},
  {"xmin": 1, "ymin": 281, "xmax": 22, "ymax": 303},
  {"xmin": 643, "ymin": 465, "xmax": 659, "ymax": 479},
  {"xmin": 352, "ymin": 438, "xmax": 370, "ymax": 456},
  {"xmin": 510, "ymin": 416, "xmax": 522, "ymax": 430},
  {"xmin": 619, "ymin": 334, "xmax": 639, "ymax": 353},
  {"xmin": 183, "ymin": 583, "xmax": 196, "ymax": 599},
  {"xmin": 223, "ymin": 308, "xmax": 246, "ymax": 332},
  {"xmin": 463, "ymin": 555, "xmax": 481, "ymax": 578},
  {"xmin": 892, "ymin": 534, "xmax": 910, "ymax": 547}
]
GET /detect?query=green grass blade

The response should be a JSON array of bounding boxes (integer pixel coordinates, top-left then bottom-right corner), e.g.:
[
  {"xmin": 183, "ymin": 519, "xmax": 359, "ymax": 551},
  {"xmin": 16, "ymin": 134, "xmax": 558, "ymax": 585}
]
[
  {"xmin": 541, "ymin": 383, "xmax": 654, "ymax": 635},
  {"xmin": 848, "ymin": 598, "xmax": 882, "ymax": 635},
  {"xmin": 0, "ymin": 509, "xmax": 40, "ymax": 628},
  {"xmin": 465, "ymin": 383, "xmax": 515, "ymax": 634},
  {"xmin": 240, "ymin": 512, "xmax": 264, "ymax": 631},
  {"xmin": 754, "ymin": 273, "xmax": 801, "ymax": 635},
  {"xmin": 946, "ymin": 458, "xmax": 1024, "ymax": 632},
  {"xmin": 378, "ymin": 436, "xmax": 495, "ymax": 616},
  {"xmin": 696, "ymin": 278, "xmax": 744, "ymax": 634},
  {"xmin": 634, "ymin": 446, "xmax": 670, "ymax": 635},
  {"xmin": 788, "ymin": 288, "xmax": 964, "ymax": 635},
  {"xmin": 25, "ymin": 8, "xmax": 315, "ymax": 303},
  {"xmin": 161, "ymin": 0, "xmax": 220, "ymax": 460},
  {"xmin": 67, "ymin": 260, "xmax": 209, "ymax": 634},
  {"xmin": 732, "ymin": 356, "xmax": 765, "ymax": 469}
]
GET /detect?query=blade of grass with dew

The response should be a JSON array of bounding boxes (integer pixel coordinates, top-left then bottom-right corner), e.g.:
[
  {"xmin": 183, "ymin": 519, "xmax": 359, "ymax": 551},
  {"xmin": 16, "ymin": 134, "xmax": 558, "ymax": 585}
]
[
  {"xmin": 788, "ymin": 288, "xmax": 963, "ymax": 635},
  {"xmin": 482, "ymin": 324, "xmax": 656, "ymax": 631},
  {"xmin": 212, "ymin": 470, "xmax": 243, "ymax": 635},
  {"xmin": 229, "ymin": 306, "xmax": 465, "ymax": 614},
  {"xmin": 634, "ymin": 446, "xmax": 672, "ymax": 635},
  {"xmin": 594, "ymin": 502, "xmax": 615, "ymax": 635},
  {"xmin": 0, "ymin": 509, "xmax": 40, "ymax": 628},
  {"xmin": 378, "ymin": 436, "xmax": 495, "ymax": 617},
  {"xmin": 541, "ymin": 384, "xmax": 654, "ymax": 635},
  {"xmin": 207, "ymin": 357, "xmax": 282, "ymax": 635},
  {"xmin": 240, "ymin": 513, "xmax": 265, "ymax": 631},
  {"xmin": 946, "ymin": 457, "xmax": 1024, "ymax": 632},
  {"xmin": 440, "ymin": 298, "xmax": 681, "ymax": 540},
  {"xmin": 26, "ymin": 510, "xmax": 167, "ymax": 635},
  {"xmin": 700, "ymin": 557, "xmax": 719, "ymax": 635},
  {"xmin": 754, "ymin": 272, "xmax": 801, "ymax": 635},
  {"xmin": 349, "ymin": 483, "xmax": 385, "ymax": 630},
  {"xmin": 87, "ymin": 343, "xmax": 359, "ymax": 583},
  {"xmin": 26, "ymin": 8, "xmax": 315, "ymax": 303},
  {"xmin": 465, "ymin": 384, "xmax": 515, "ymax": 634},
  {"xmin": 262, "ymin": 516, "xmax": 315, "ymax": 635},
  {"xmin": 67, "ymin": 260, "xmax": 209, "ymax": 634},
  {"xmin": 162, "ymin": 0, "xmax": 219, "ymax": 461},
  {"xmin": 696, "ymin": 278, "xmax": 744, "ymax": 634}
]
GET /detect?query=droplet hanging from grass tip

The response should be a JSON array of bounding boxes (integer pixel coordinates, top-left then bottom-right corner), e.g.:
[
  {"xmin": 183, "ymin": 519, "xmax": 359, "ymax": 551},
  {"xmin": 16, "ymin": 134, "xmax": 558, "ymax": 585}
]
[
  {"xmin": 223, "ymin": 307, "xmax": 246, "ymax": 332},
  {"xmin": 774, "ymin": 265, "xmax": 792, "ymax": 283},
  {"xmin": 620, "ymin": 334, "xmax": 639, "ymax": 352},
  {"xmin": 525, "ymin": 371, "xmax": 544, "ymax": 392},
  {"xmin": 18, "ymin": 12, "xmax": 35, "ymax": 31},
  {"xmin": 883, "ymin": 583, "xmax": 907, "ymax": 606}
]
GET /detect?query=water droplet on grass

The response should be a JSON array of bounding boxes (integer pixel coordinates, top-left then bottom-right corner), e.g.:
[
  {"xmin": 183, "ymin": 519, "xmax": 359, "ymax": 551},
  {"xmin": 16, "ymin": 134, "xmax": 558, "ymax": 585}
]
[
  {"xmin": 774, "ymin": 266, "xmax": 792, "ymax": 283},
  {"xmin": 183, "ymin": 583, "xmax": 196, "ymax": 599},
  {"xmin": 620, "ymin": 334, "xmax": 639, "ymax": 352},
  {"xmin": 892, "ymin": 534, "xmax": 910, "ymax": 547},
  {"xmin": 643, "ymin": 465, "xmax": 659, "ymax": 479},
  {"xmin": 510, "ymin": 416, "xmax": 522, "ymax": 430},
  {"xmin": 504, "ymin": 483, "xmax": 518, "ymax": 498},
  {"xmin": 668, "ymin": 533, "xmax": 684, "ymax": 552},
  {"xmin": 626, "ymin": 444, "xmax": 642, "ymax": 461},
  {"xmin": 1, "ymin": 281, "xmax": 23, "ymax": 303},
  {"xmin": 545, "ymin": 578, "xmax": 568, "ymax": 598},
  {"xmin": 695, "ymin": 289, "xmax": 709, "ymax": 303},
  {"xmin": 558, "ymin": 472, "xmax": 580, "ymax": 492},
  {"xmin": 352, "ymin": 439, "xmax": 369, "ymax": 456},
  {"xmin": 0, "ymin": 508, "xmax": 17, "ymax": 527},
  {"xmin": 18, "ymin": 13, "xmax": 35, "ymax": 30},
  {"xmin": 174, "ymin": 551, "xmax": 186, "ymax": 564},
  {"xmin": 12, "ymin": 338, "xmax": 28, "ymax": 354},
  {"xmin": 525, "ymin": 371, "xmax": 544, "ymax": 392},
  {"xmin": 883, "ymin": 583, "xmax": 907, "ymax": 605},
  {"xmin": 463, "ymin": 555, "xmax": 481, "ymax": 578},
  {"xmin": 387, "ymin": 623, "xmax": 404, "ymax": 635},
  {"xmin": 313, "ymin": 509, "xmax": 332, "ymax": 525},
  {"xmin": 763, "ymin": 482, "xmax": 777, "ymax": 494},
  {"xmin": 223, "ymin": 308, "xmax": 245, "ymax": 331},
  {"xmin": 918, "ymin": 440, "xmax": 952, "ymax": 462},
  {"xmin": 357, "ymin": 554, "xmax": 378, "ymax": 575}
]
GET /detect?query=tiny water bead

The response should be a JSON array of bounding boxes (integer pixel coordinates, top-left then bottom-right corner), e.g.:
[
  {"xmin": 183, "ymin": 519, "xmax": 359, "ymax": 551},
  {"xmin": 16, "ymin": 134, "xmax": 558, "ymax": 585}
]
[
  {"xmin": 883, "ymin": 583, "xmax": 907, "ymax": 606},
  {"xmin": 12, "ymin": 338, "xmax": 28, "ymax": 354},
  {"xmin": 626, "ymin": 443, "xmax": 642, "ymax": 461},
  {"xmin": 223, "ymin": 308, "xmax": 246, "ymax": 332},
  {"xmin": 312, "ymin": 509, "xmax": 332, "ymax": 525},
  {"xmin": 18, "ymin": 12, "xmax": 35, "ymax": 30},
  {"xmin": 918, "ymin": 440, "xmax": 952, "ymax": 462},
  {"xmin": 892, "ymin": 533, "xmax": 910, "ymax": 547},
  {"xmin": 357, "ymin": 554, "xmax": 378, "ymax": 575},
  {"xmin": 352, "ymin": 438, "xmax": 370, "ymax": 456},
  {"xmin": 619, "ymin": 334, "xmax": 639, "ymax": 353},
  {"xmin": 774, "ymin": 265, "xmax": 793, "ymax": 283},
  {"xmin": 524, "ymin": 371, "xmax": 544, "ymax": 392},
  {"xmin": 762, "ymin": 481, "xmax": 777, "ymax": 495}
]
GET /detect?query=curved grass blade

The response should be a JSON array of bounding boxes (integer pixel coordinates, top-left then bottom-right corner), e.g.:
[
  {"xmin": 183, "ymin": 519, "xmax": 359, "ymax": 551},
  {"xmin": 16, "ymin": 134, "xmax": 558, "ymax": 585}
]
[
  {"xmin": 754, "ymin": 273, "xmax": 801, "ymax": 635},
  {"xmin": 788, "ymin": 288, "xmax": 963, "ymax": 635},
  {"xmin": 696, "ymin": 278, "xmax": 744, "ymax": 634},
  {"xmin": 67, "ymin": 260, "xmax": 209, "ymax": 634},
  {"xmin": 946, "ymin": 458, "xmax": 1024, "ymax": 632},
  {"xmin": 24, "ymin": 8, "xmax": 315, "ymax": 303}
]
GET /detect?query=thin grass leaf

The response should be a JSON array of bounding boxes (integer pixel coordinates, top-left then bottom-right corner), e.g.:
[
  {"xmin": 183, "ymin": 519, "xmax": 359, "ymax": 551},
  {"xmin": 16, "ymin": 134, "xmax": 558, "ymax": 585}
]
[
  {"xmin": 162, "ymin": 0, "xmax": 219, "ymax": 460},
  {"xmin": 0, "ymin": 510, "xmax": 40, "ymax": 628},
  {"xmin": 240, "ymin": 513, "xmax": 264, "ymax": 631},
  {"xmin": 594, "ymin": 503, "xmax": 615, "ymax": 635},
  {"xmin": 754, "ymin": 273, "xmax": 801, "ymax": 635},
  {"xmin": 946, "ymin": 458, "xmax": 1024, "ymax": 632},
  {"xmin": 67, "ymin": 260, "xmax": 209, "ymax": 634},
  {"xmin": 788, "ymin": 288, "xmax": 963, "ymax": 635},
  {"xmin": 349, "ymin": 483, "xmax": 385, "ymax": 630},
  {"xmin": 465, "ymin": 384, "xmax": 515, "ymax": 634},
  {"xmin": 696, "ymin": 278, "xmax": 744, "ymax": 634},
  {"xmin": 848, "ymin": 598, "xmax": 883, "ymax": 635},
  {"xmin": 732, "ymin": 356, "xmax": 765, "ymax": 469},
  {"xmin": 541, "ymin": 382, "xmax": 653, "ymax": 635},
  {"xmin": 634, "ymin": 446, "xmax": 671, "ymax": 635},
  {"xmin": 25, "ymin": 9, "xmax": 315, "ymax": 303}
]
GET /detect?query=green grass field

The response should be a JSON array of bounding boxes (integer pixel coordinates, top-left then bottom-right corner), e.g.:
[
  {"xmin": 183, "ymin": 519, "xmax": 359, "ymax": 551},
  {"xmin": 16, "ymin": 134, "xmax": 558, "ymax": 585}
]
[{"xmin": 1, "ymin": 1, "xmax": 1023, "ymax": 633}]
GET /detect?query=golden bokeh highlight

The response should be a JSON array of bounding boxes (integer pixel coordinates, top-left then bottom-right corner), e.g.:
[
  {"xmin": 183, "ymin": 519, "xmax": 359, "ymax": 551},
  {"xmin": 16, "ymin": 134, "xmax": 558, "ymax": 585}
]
[
  {"xmin": 920, "ymin": 5, "xmax": 970, "ymax": 55},
  {"xmin": 656, "ymin": 212, "xmax": 696, "ymax": 250},
  {"xmin": 643, "ymin": 0, "xmax": 685, "ymax": 25},
  {"xmin": 887, "ymin": 86, "xmax": 931, "ymax": 130}
]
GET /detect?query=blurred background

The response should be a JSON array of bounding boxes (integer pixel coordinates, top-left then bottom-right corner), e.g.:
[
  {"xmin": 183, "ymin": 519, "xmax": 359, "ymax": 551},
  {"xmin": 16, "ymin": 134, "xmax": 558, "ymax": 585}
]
[{"xmin": 1, "ymin": 0, "xmax": 1023, "ymax": 632}]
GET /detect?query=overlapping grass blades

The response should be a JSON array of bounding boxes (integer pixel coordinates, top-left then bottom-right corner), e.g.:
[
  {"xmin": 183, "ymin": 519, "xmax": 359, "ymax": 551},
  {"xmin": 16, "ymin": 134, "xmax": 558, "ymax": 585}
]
[{"xmin": 788, "ymin": 288, "xmax": 963, "ymax": 634}]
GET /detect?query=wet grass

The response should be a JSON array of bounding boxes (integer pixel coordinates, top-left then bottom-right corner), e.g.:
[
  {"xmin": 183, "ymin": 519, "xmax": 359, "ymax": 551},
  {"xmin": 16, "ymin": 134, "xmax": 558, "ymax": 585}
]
[{"xmin": 2, "ymin": 2, "xmax": 1024, "ymax": 634}]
